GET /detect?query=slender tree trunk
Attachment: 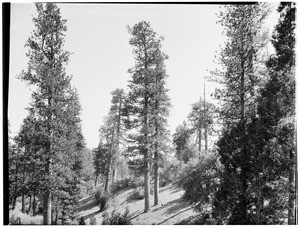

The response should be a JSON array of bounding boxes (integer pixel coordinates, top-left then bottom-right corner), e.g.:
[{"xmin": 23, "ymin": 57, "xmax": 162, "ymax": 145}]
[
  {"xmin": 288, "ymin": 150, "xmax": 295, "ymax": 224},
  {"xmin": 104, "ymin": 157, "xmax": 112, "ymax": 192},
  {"xmin": 12, "ymin": 159, "xmax": 19, "ymax": 210},
  {"xmin": 111, "ymin": 168, "xmax": 116, "ymax": 183},
  {"xmin": 22, "ymin": 149, "xmax": 27, "ymax": 214},
  {"xmin": 143, "ymin": 95, "xmax": 150, "ymax": 213},
  {"xmin": 95, "ymin": 175, "xmax": 98, "ymax": 187},
  {"xmin": 44, "ymin": 96, "xmax": 52, "ymax": 225},
  {"xmin": 112, "ymin": 93, "xmax": 122, "ymax": 185},
  {"xmin": 179, "ymin": 144, "xmax": 183, "ymax": 168},
  {"xmin": 144, "ymin": 154, "xmax": 150, "ymax": 213},
  {"xmin": 153, "ymin": 99, "xmax": 159, "ymax": 205},
  {"xmin": 32, "ymin": 192, "xmax": 36, "ymax": 216},
  {"xmin": 198, "ymin": 127, "xmax": 202, "ymax": 153},
  {"xmin": 55, "ymin": 201, "xmax": 58, "ymax": 225},
  {"xmin": 61, "ymin": 209, "xmax": 65, "ymax": 225},
  {"xmin": 21, "ymin": 193, "xmax": 25, "ymax": 213},
  {"xmin": 28, "ymin": 194, "xmax": 32, "ymax": 215},
  {"xmin": 43, "ymin": 157, "xmax": 52, "ymax": 225},
  {"xmin": 154, "ymin": 145, "xmax": 159, "ymax": 206},
  {"xmin": 204, "ymin": 127, "xmax": 208, "ymax": 152},
  {"xmin": 142, "ymin": 61, "xmax": 151, "ymax": 213}
]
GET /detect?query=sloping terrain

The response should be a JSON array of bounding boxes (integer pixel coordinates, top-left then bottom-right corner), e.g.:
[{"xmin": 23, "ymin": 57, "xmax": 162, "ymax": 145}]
[{"xmin": 77, "ymin": 184, "xmax": 198, "ymax": 225}]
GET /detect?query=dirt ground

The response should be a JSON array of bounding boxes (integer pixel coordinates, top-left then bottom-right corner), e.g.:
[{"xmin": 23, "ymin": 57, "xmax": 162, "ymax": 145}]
[{"xmin": 77, "ymin": 184, "xmax": 198, "ymax": 225}]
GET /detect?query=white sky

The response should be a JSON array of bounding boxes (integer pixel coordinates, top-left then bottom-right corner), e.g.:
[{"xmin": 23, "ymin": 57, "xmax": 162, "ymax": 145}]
[{"xmin": 8, "ymin": 3, "xmax": 279, "ymax": 149}]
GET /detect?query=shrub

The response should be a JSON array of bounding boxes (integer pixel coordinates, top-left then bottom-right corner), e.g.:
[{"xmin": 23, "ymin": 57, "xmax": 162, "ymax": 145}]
[
  {"xmin": 9, "ymin": 215, "xmax": 22, "ymax": 225},
  {"xmin": 89, "ymin": 216, "xmax": 97, "ymax": 225},
  {"xmin": 177, "ymin": 152, "xmax": 221, "ymax": 212},
  {"xmin": 160, "ymin": 158, "xmax": 180, "ymax": 187},
  {"xmin": 102, "ymin": 208, "xmax": 132, "ymax": 225},
  {"xmin": 78, "ymin": 217, "xmax": 85, "ymax": 225},
  {"xmin": 94, "ymin": 188, "xmax": 111, "ymax": 212},
  {"xmin": 110, "ymin": 176, "xmax": 143, "ymax": 193},
  {"xmin": 127, "ymin": 187, "xmax": 145, "ymax": 201}
]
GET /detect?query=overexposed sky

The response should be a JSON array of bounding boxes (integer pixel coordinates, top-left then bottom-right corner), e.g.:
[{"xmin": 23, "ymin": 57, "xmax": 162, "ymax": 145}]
[{"xmin": 9, "ymin": 3, "xmax": 279, "ymax": 149}]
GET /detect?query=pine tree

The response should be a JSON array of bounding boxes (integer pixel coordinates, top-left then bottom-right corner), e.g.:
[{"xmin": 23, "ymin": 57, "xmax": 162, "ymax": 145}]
[
  {"xmin": 247, "ymin": 2, "xmax": 296, "ymax": 224},
  {"xmin": 126, "ymin": 21, "xmax": 168, "ymax": 212},
  {"xmin": 148, "ymin": 50, "xmax": 171, "ymax": 206},
  {"xmin": 188, "ymin": 98, "xmax": 215, "ymax": 153},
  {"xmin": 109, "ymin": 89, "xmax": 126, "ymax": 183},
  {"xmin": 212, "ymin": 3, "xmax": 270, "ymax": 224},
  {"xmin": 19, "ymin": 3, "xmax": 83, "ymax": 224},
  {"xmin": 13, "ymin": 111, "xmax": 45, "ymax": 214},
  {"xmin": 173, "ymin": 121, "xmax": 191, "ymax": 168},
  {"xmin": 93, "ymin": 89, "xmax": 126, "ymax": 191}
]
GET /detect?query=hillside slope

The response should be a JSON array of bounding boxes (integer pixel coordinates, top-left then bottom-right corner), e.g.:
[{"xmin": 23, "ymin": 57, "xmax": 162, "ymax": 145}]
[{"xmin": 77, "ymin": 184, "xmax": 198, "ymax": 225}]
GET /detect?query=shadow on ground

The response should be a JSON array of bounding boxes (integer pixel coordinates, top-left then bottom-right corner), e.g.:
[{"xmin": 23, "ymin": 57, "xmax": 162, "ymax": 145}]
[
  {"xmin": 157, "ymin": 208, "xmax": 191, "ymax": 225},
  {"xmin": 175, "ymin": 213, "xmax": 210, "ymax": 225},
  {"xmin": 159, "ymin": 185, "xmax": 173, "ymax": 193},
  {"xmin": 78, "ymin": 196, "xmax": 97, "ymax": 212},
  {"xmin": 152, "ymin": 197, "xmax": 190, "ymax": 214}
]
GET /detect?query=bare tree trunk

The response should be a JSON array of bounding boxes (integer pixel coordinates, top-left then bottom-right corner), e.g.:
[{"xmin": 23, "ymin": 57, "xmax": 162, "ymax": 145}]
[
  {"xmin": 143, "ymin": 108, "xmax": 150, "ymax": 213},
  {"xmin": 198, "ymin": 127, "xmax": 202, "ymax": 153},
  {"xmin": 43, "ymin": 158, "xmax": 52, "ymax": 225},
  {"xmin": 204, "ymin": 127, "xmax": 208, "ymax": 152},
  {"xmin": 104, "ymin": 160, "xmax": 111, "ymax": 192},
  {"xmin": 144, "ymin": 155, "xmax": 150, "ymax": 213},
  {"xmin": 154, "ymin": 148, "xmax": 159, "ymax": 206},
  {"xmin": 104, "ymin": 171, "xmax": 110, "ymax": 192},
  {"xmin": 111, "ymin": 168, "xmax": 116, "ymax": 183},
  {"xmin": 95, "ymin": 175, "xmax": 98, "ymax": 187},
  {"xmin": 21, "ymin": 150, "xmax": 26, "ymax": 214},
  {"xmin": 288, "ymin": 150, "xmax": 296, "ymax": 224},
  {"xmin": 44, "ymin": 96, "xmax": 52, "ymax": 225},
  {"xmin": 28, "ymin": 194, "xmax": 32, "ymax": 215},
  {"xmin": 32, "ymin": 192, "xmax": 36, "ymax": 216},
  {"xmin": 12, "ymin": 158, "xmax": 19, "ymax": 210},
  {"xmin": 55, "ymin": 201, "xmax": 58, "ymax": 225},
  {"xmin": 179, "ymin": 144, "xmax": 183, "ymax": 168},
  {"xmin": 61, "ymin": 209, "xmax": 66, "ymax": 225},
  {"xmin": 21, "ymin": 193, "xmax": 25, "ymax": 213},
  {"xmin": 143, "ymin": 78, "xmax": 150, "ymax": 213}
]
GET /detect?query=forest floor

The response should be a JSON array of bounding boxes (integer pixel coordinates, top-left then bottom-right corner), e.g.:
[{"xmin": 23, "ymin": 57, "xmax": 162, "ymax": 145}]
[{"xmin": 77, "ymin": 184, "xmax": 199, "ymax": 225}]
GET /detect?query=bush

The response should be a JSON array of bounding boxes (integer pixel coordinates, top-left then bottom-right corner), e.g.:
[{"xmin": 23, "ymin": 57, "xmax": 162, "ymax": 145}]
[
  {"xmin": 102, "ymin": 208, "xmax": 132, "ymax": 225},
  {"xmin": 78, "ymin": 217, "xmax": 85, "ymax": 225},
  {"xmin": 94, "ymin": 188, "xmax": 111, "ymax": 212},
  {"xmin": 127, "ymin": 187, "xmax": 145, "ymax": 201},
  {"xmin": 177, "ymin": 152, "xmax": 221, "ymax": 212},
  {"xmin": 110, "ymin": 176, "xmax": 143, "ymax": 193},
  {"xmin": 89, "ymin": 216, "xmax": 97, "ymax": 225},
  {"xmin": 160, "ymin": 158, "xmax": 180, "ymax": 187},
  {"xmin": 9, "ymin": 214, "xmax": 22, "ymax": 225}
]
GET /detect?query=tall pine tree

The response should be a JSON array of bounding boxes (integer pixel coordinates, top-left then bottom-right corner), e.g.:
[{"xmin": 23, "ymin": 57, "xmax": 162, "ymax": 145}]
[
  {"xmin": 247, "ymin": 2, "xmax": 296, "ymax": 224},
  {"xmin": 212, "ymin": 3, "xmax": 270, "ymax": 224},
  {"xmin": 19, "ymin": 3, "xmax": 84, "ymax": 224},
  {"xmin": 126, "ymin": 21, "xmax": 169, "ymax": 212}
]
